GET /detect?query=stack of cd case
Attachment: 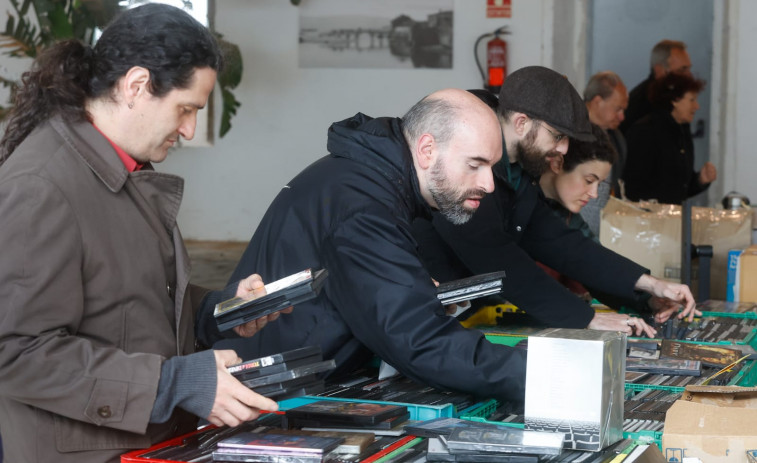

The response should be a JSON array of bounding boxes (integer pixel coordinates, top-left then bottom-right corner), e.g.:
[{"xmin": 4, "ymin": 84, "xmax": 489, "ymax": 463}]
[
  {"xmin": 228, "ymin": 346, "xmax": 335, "ymax": 400},
  {"xmin": 214, "ymin": 268, "xmax": 328, "ymax": 331},
  {"xmin": 436, "ymin": 271, "xmax": 506, "ymax": 306}
]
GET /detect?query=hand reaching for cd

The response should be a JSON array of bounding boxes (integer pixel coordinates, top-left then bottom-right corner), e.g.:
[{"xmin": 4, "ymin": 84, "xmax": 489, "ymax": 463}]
[
  {"xmin": 232, "ymin": 274, "xmax": 293, "ymax": 338},
  {"xmin": 634, "ymin": 274, "xmax": 698, "ymax": 321},
  {"xmin": 646, "ymin": 296, "xmax": 698, "ymax": 323},
  {"xmin": 588, "ymin": 312, "xmax": 657, "ymax": 338},
  {"xmin": 207, "ymin": 349, "xmax": 279, "ymax": 427}
]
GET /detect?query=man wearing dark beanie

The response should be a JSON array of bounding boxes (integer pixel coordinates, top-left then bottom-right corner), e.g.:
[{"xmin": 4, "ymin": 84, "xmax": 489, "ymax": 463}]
[{"xmin": 413, "ymin": 66, "xmax": 698, "ymax": 334}]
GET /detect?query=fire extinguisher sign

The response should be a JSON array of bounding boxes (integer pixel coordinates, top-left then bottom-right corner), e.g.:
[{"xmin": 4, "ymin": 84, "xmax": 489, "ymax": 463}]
[{"xmin": 487, "ymin": 0, "xmax": 512, "ymax": 18}]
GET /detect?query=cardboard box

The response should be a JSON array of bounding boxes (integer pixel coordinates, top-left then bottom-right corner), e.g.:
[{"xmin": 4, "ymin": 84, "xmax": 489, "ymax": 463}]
[
  {"xmin": 600, "ymin": 198, "xmax": 753, "ymax": 300},
  {"xmin": 663, "ymin": 385, "xmax": 757, "ymax": 463},
  {"xmin": 740, "ymin": 246, "xmax": 757, "ymax": 303},
  {"xmin": 524, "ymin": 328, "xmax": 625, "ymax": 451}
]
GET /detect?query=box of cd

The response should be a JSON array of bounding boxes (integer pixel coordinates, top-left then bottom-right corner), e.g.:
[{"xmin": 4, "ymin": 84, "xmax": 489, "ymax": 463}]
[{"xmin": 525, "ymin": 328, "xmax": 625, "ymax": 451}]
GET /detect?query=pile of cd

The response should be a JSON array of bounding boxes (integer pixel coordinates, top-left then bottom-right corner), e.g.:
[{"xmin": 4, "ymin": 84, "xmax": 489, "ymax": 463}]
[{"xmin": 228, "ymin": 346, "xmax": 335, "ymax": 401}]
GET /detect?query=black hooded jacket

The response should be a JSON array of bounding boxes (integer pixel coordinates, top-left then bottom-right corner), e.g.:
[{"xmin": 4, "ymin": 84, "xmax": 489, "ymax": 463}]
[{"xmin": 200, "ymin": 113, "xmax": 527, "ymax": 402}]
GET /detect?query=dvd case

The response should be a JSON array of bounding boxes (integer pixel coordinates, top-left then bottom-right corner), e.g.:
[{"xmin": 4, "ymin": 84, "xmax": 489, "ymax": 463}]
[
  {"xmin": 426, "ymin": 437, "xmax": 541, "ymax": 463},
  {"xmin": 404, "ymin": 418, "xmax": 503, "ymax": 438},
  {"xmin": 625, "ymin": 357, "xmax": 702, "ymax": 376},
  {"xmin": 284, "ymin": 400, "xmax": 408, "ymax": 426},
  {"xmin": 217, "ymin": 431, "xmax": 343, "ymax": 455},
  {"xmin": 228, "ymin": 346, "xmax": 322, "ymax": 375},
  {"xmin": 660, "ymin": 340, "xmax": 743, "ymax": 367},
  {"xmin": 212, "ymin": 450, "xmax": 326, "ymax": 463},
  {"xmin": 214, "ymin": 268, "xmax": 328, "ymax": 331},
  {"xmin": 241, "ymin": 360, "xmax": 336, "ymax": 389},
  {"xmin": 443, "ymin": 427, "xmax": 564, "ymax": 456}
]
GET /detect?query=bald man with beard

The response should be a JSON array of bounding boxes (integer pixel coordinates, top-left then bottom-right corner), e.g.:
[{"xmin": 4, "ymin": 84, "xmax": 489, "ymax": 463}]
[{"xmin": 199, "ymin": 89, "xmax": 533, "ymax": 403}]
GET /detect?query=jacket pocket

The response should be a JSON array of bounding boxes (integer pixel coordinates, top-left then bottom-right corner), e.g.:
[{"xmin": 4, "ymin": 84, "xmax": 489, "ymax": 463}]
[
  {"xmin": 83, "ymin": 378, "xmax": 128, "ymax": 426},
  {"xmin": 54, "ymin": 413, "xmax": 150, "ymax": 453}
]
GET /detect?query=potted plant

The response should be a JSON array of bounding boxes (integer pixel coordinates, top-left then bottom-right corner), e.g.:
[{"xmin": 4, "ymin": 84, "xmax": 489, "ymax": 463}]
[{"xmin": 0, "ymin": 0, "xmax": 243, "ymax": 137}]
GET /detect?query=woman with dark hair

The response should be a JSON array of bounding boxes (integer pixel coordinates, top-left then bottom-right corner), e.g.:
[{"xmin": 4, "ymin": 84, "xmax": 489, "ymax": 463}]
[
  {"xmin": 539, "ymin": 124, "xmax": 618, "ymax": 242},
  {"xmin": 0, "ymin": 4, "xmax": 281, "ymax": 462},
  {"xmin": 535, "ymin": 125, "xmax": 616, "ymax": 301},
  {"xmin": 537, "ymin": 126, "xmax": 669, "ymax": 330},
  {"xmin": 622, "ymin": 72, "xmax": 717, "ymax": 204}
]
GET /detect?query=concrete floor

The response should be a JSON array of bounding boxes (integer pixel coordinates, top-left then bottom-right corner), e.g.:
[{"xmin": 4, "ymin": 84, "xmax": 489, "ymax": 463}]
[{"xmin": 185, "ymin": 240, "xmax": 247, "ymax": 290}]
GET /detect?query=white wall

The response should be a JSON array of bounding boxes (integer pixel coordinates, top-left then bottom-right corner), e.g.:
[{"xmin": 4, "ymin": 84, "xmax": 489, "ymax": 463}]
[
  {"xmin": 3, "ymin": 0, "xmax": 755, "ymax": 240},
  {"xmin": 729, "ymin": 0, "xmax": 757, "ymax": 204},
  {"xmin": 158, "ymin": 0, "xmax": 549, "ymax": 240}
]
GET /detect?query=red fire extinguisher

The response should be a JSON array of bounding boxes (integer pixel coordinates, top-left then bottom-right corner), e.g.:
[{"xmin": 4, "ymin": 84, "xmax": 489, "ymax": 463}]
[
  {"xmin": 476, "ymin": 27, "xmax": 510, "ymax": 93},
  {"xmin": 487, "ymin": 34, "xmax": 507, "ymax": 90}
]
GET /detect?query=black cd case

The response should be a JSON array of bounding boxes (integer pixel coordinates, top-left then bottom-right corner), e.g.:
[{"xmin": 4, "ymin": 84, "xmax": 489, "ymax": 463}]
[{"xmin": 284, "ymin": 400, "xmax": 408, "ymax": 427}]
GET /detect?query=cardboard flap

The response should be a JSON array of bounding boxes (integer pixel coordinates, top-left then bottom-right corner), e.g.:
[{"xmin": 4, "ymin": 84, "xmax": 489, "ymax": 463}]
[{"xmin": 683, "ymin": 386, "xmax": 757, "ymax": 406}]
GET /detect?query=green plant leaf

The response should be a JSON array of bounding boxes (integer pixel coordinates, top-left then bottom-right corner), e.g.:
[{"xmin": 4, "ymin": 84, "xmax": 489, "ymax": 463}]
[
  {"xmin": 219, "ymin": 86, "xmax": 241, "ymax": 138},
  {"xmin": 47, "ymin": 3, "xmax": 74, "ymax": 39},
  {"xmin": 217, "ymin": 36, "xmax": 242, "ymax": 89},
  {"xmin": 0, "ymin": 0, "xmax": 246, "ymax": 139},
  {"xmin": 215, "ymin": 34, "xmax": 243, "ymax": 137}
]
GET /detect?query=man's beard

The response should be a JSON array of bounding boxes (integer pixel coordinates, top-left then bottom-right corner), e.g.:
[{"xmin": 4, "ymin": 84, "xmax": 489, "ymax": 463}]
[
  {"xmin": 514, "ymin": 125, "xmax": 561, "ymax": 178},
  {"xmin": 428, "ymin": 159, "xmax": 487, "ymax": 225}
]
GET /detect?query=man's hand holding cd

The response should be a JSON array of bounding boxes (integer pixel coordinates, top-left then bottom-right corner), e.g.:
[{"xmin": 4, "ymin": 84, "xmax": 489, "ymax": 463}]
[{"xmin": 232, "ymin": 274, "xmax": 293, "ymax": 337}]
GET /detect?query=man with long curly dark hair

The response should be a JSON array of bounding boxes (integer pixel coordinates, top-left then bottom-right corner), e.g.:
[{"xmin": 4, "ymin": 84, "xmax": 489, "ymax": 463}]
[{"xmin": 0, "ymin": 5, "xmax": 281, "ymax": 462}]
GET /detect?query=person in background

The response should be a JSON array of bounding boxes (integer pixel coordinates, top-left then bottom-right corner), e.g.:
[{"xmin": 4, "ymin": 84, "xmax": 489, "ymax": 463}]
[
  {"xmin": 580, "ymin": 71, "xmax": 629, "ymax": 236},
  {"xmin": 0, "ymin": 5, "xmax": 283, "ymax": 462},
  {"xmin": 623, "ymin": 73, "xmax": 717, "ymax": 205},
  {"xmin": 620, "ymin": 39, "xmax": 693, "ymax": 133},
  {"xmin": 413, "ymin": 67, "xmax": 699, "ymax": 339}
]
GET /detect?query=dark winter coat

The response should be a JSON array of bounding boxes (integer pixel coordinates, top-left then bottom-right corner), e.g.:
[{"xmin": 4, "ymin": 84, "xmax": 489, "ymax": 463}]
[
  {"xmin": 623, "ymin": 109, "xmax": 709, "ymax": 205},
  {"xmin": 200, "ymin": 113, "xmax": 528, "ymax": 403}
]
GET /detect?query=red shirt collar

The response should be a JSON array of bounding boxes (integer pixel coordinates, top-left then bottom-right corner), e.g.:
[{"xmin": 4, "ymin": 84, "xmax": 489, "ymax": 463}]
[{"xmin": 93, "ymin": 124, "xmax": 144, "ymax": 172}]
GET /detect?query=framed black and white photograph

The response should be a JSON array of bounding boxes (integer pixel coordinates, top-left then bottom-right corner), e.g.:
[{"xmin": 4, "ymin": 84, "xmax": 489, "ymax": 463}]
[{"xmin": 299, "ymin": 0, "xmax": 453, "ymax": 69}]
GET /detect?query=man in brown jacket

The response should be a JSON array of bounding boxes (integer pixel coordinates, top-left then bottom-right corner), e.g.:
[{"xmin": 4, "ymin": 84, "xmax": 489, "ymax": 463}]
[{"xmin": 0, "ymin": 4, "xmax": 282, "ymax": 462}]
